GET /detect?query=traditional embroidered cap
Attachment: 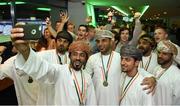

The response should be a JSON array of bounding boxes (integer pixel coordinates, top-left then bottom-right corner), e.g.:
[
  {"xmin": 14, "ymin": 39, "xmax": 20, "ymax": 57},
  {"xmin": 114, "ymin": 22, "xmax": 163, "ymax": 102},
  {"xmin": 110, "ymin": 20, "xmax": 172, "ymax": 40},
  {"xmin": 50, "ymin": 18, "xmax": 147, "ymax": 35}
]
[
  {"xmin": 95, "ymin": 30, "xmax": 113, "ymax": 40},
  {"xmin": 157, "ymin": 40, "xmax": 178, "ymax": 56},
  {"xmin": 138, "ymin": 34, "xmax": 155, "ymax": 47},
  {"xmin": 56, "ymin": 31, "xmax": 73, "ymax": 44},
  {"xmin": 68, "ymin": 41, "xmax": 92, "ymax": 57},
  {"xmin": 121, "ymin": 45, "xmax": 142, "ymax": 61}
]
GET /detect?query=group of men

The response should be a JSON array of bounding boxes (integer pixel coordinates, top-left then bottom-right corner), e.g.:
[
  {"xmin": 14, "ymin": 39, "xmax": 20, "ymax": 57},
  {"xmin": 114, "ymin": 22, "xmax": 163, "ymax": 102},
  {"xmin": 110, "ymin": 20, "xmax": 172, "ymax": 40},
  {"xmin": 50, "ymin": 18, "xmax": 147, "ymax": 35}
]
[{"xmin": 0, "ymin": 16, "xmax": 180, "ymax": 105}]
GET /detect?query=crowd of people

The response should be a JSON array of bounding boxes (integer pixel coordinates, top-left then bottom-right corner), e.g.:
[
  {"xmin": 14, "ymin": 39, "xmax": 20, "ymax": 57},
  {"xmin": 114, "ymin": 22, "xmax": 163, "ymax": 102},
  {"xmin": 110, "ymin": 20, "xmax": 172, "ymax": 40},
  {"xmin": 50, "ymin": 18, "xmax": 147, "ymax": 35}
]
[{"xmin": 0, "ymin": 10, "xmax": 180, "ymax": 105}]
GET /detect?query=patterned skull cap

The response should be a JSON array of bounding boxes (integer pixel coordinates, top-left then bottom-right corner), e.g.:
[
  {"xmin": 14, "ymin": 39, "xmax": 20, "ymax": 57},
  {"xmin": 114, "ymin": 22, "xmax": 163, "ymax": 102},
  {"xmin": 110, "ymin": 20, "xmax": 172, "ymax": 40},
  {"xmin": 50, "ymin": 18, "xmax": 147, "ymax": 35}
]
[
  {"xmin": 120, "ymin": 45, "xmax": 142, "ymax": 61},
  {"xmin": 157, "ymin": 40, "xmax": 178, "ymax": 56}
]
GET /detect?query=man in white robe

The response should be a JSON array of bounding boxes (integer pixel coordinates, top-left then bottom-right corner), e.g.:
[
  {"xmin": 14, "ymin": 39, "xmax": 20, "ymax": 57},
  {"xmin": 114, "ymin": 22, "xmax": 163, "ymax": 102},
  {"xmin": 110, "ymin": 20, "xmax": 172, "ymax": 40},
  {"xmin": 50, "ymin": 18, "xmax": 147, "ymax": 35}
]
[
  {"xmin": 0, "ymin": 55, "xmax": 39, "ymax": 105},
  {"xmin": 154, "ymin": 26, "xmax": 180, "ymax": 65},
  {"xmin": 137, "ymin": 34, "xmax": 159, "ymax": 73},
  {"xmin": 152, "ymin": 40, "xmax": 180, "ymax": 105},
  {"xmin": 35, "ymin": 30, "xmax": 73, "ymax": 104},
  {"xmin": 0, "ymin": 31, "xmax": 73, "ymax": 105},
  {"xmin": 86, "ymin": 30, "xmax": 156, "ymax": 105},
  {"xmin": 10, "ymin": 28, "xmax": 97, "ymax": 105},
  {"xmin": 119, "ymin": 45, "xmax": 154, "ymax": 105},
  {"xmin": 39, "ymin": 30, "xmax": 73, "ymax": 65}
]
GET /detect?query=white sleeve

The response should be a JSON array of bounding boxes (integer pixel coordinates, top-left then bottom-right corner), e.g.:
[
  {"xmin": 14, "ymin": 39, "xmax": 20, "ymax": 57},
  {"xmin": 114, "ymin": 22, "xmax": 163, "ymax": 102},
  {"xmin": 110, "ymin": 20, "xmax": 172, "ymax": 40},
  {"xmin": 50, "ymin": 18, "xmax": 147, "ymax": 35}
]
[
  {"xmin": 129, "ymin": 18, "xmax": 142, "ymax": 46},
  {"xmin": 172, "ymin": 77, "xmax": 180, "ymax": 104},
  {"xmin": 85, "ymin": 56, "xmax": 94, "ymax": 77},
  {"xmin": 138, "ymin": 68, "xmax": 154, "ymax": 77},
  {"xmin": 0, "ymin": 56, "xmax": 15, "ymax": 79},
  {"xmin": 85, "ymin": 78, "xmax": 97, "ymax": 105},
  {"xmin": 14, "ymin": 49, "xmax": 60, "ymax": 84},
  {"xmin": 141, "ymin": 89, "xmax": 154, "ymax": 106},
  {"xmin": 153, "ymin": 81, "xmax": 163, "ymax": 105}
]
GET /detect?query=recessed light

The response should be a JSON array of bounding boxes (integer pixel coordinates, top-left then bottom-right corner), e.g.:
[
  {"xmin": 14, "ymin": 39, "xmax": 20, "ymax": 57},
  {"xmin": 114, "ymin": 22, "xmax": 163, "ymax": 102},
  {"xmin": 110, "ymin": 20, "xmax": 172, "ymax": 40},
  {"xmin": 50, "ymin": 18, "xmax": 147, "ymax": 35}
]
[{"xmin": 163, "ymin": 11, "xmax": 167, "ymax": 14}]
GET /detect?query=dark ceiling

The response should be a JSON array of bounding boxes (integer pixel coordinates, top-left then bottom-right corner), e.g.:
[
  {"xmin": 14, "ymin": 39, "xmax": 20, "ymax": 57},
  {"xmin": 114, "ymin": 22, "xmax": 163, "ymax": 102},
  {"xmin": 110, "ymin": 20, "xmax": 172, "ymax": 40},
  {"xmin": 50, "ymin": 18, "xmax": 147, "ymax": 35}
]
[
  {"xmin": 87, "ymin": 0, "xmax": 180, "ymax": 19},
  {"xmin": 0, "ymin": 0, "xmax": 180, "ymax": 20}
]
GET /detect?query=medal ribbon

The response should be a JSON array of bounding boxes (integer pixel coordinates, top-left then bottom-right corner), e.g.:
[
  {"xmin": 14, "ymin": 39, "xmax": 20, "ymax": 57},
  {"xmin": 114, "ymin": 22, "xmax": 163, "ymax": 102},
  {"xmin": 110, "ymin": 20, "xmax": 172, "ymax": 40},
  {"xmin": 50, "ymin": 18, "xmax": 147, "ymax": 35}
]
[
  {"xmin": 140, "ymin": 54, "xmax": 152, "ymax": 71},
  {"xmin": 119, "ymin": 72, "xmax": 139, "ymax": 104},
  {"xmin": 57, "ymin": 53, "xmax": 67, "ymax": 64},
  {"xmin": 100, "ymin": 52, "xmax": 114, "ymax": 82},
  {"xmin": 156, "ymin": 67, "xmax": 169, "ymax": 79},
  {"xmin": 69, "ymin": 67, "xmax": 86, "ymax": 105}
]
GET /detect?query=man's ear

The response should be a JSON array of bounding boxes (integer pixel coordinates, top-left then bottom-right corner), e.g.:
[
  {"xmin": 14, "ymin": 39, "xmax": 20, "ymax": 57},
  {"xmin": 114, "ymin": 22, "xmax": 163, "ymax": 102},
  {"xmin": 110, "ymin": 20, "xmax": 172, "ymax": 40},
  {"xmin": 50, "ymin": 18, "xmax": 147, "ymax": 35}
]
[
  {"xmin": 135, "ymin": 60, "xmax": 140, "ymax": 67},
  {"xmin": 165, "ymin": 33, "xmax": 168, "ymax": 39}
]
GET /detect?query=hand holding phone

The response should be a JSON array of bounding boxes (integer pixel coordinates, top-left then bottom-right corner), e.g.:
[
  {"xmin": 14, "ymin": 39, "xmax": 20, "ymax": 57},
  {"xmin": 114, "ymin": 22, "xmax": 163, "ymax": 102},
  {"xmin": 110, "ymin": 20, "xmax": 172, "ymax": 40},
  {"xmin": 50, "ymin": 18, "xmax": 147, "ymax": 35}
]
[{"xmin": 15, "ymin": 24, "xmax": 42, "ymax": 40}]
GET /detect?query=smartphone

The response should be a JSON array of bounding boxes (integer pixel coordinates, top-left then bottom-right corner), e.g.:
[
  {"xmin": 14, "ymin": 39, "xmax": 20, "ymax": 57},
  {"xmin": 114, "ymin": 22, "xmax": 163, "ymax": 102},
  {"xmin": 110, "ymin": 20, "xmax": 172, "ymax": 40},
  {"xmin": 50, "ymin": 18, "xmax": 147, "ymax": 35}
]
[{"xmin": 15, "ymin": 24, "xmax": 42, "ymax": 40}]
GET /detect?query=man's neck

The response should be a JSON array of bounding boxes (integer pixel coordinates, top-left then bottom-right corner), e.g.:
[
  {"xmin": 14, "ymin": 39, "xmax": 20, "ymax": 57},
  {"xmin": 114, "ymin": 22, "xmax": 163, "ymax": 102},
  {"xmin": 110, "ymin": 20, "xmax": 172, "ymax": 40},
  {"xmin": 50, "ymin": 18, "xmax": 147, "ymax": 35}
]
[
  {"xmin": 143, "ymin": 50, "xmax": 152, "ymax": 57},
  {"xmin": 101, "ymin": 49, "xmax": 112, "ymax": 55},
  {"xmin": 56, "ymin": 50, "xmax": 66, "ymax": 55},
  {"xmin": 126, "ymin": 68, "xmax": 138, "ymax": 77},
  {"xmin": 161, "ymin": 61, "xmax": 173, "ymax": 69}
]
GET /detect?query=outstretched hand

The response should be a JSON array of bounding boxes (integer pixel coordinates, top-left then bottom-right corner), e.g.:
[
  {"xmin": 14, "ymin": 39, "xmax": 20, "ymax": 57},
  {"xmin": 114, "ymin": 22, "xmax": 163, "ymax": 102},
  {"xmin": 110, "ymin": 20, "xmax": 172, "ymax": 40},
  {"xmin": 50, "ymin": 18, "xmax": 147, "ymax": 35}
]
[{"xmin": 59, "ymin": 10, "xmax": 69, "ymax": 24}]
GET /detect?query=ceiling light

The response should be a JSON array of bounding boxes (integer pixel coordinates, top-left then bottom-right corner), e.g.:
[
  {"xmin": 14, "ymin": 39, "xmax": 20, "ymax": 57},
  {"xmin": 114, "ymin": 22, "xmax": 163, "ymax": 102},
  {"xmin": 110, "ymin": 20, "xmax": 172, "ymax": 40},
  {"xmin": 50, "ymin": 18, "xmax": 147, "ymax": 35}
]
[
  {"xmin": 140, "ymin": 5, "xmax": 149, "ymax": 18},
  {"xmin": 111, "ymin": 6, "xmax": 128, "ymax": 16},
  {"xmin": 37, "ymin": 8, "xmax": 51, "ymax": 11},
  {"xmin": 0, "ymin": 2, "xmax": 26, "ymax": 5},
  {"xmin": 163, "ymin": 11, "xmax": 167, "ymax": 14}
]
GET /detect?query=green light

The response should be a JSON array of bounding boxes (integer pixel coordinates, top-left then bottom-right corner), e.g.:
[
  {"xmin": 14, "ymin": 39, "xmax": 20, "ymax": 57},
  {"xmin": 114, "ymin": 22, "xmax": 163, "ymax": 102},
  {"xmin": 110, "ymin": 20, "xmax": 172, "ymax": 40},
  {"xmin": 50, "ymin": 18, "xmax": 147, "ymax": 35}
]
[
  {"xmin": 99, "ymin": 15, "xmax": 108, "ymax": 18},
  {"xmin": 86, "ymin": 3, "xmax": 96, "ymax": 26},
  {"xmin": 111, "ymin": 6, "xmax": 129, "ymax": 16},
  {"xmin": 140, "ymin": 5, "xmax": 149, "ymax": 18},
  {"xmin": 37, "ymin": 8, "xmax": 51, "ymax": 11},
  {"xmin": 0, "ymin": 2, "xmax": 7, "ymax": 5},
  {"xmin": 15, "ymin": 2, "xmax": 26, "ymax": 5},
  {"xmin": 0, "ymin": 2, "xmax": 26, "ymax": 5}
]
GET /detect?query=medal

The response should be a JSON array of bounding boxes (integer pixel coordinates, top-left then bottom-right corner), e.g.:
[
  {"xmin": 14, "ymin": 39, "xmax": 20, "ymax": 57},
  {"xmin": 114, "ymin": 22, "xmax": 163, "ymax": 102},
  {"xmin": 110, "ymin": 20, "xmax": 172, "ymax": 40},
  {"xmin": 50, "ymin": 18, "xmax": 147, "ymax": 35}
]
[
  {"xmin": 28, "ymin": 76, "xmax": 33, "ymax": 83},
  {"xmin": 103, "ymin": 81, "xmax": 108, "ymax": 87}
]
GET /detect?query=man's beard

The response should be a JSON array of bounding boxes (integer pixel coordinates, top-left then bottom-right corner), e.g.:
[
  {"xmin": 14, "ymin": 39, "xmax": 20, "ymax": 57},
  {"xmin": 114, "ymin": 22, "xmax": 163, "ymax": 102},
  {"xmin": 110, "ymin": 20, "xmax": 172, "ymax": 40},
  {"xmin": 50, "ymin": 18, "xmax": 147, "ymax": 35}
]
[
  {"xmin": 57, "ymin": 46, "xmax": 67, "ymax": 54},
  {"xmin": 138, "ymin": 47, "xmax": 148, "ymax": 55},
  {"xmin": 71, "ymin": 60, "xmax": 84, "ymax": 71},
  {"xmin": 158, "ymin": 57, "xmax": 170, "ymax": 66}
]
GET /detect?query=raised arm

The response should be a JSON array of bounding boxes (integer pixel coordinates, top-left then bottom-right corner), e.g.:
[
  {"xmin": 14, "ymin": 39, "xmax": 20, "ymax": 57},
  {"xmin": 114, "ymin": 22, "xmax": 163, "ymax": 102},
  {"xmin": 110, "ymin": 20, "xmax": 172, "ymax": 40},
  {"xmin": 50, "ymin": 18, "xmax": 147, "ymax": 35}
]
[
  {"xmin": 56, "ymin": 11, "xmax": 69, "ymax": 33},
  {"xmin": 11, "ymin": 27, "xmax": 60, "ymax": 84},
  {"xmin": 129, "ymin": 12, "xmax": 142, "ymax": 46},
  {"xmin": 46, "ymin": 17, "xmax": 58, "ymax": 38}
]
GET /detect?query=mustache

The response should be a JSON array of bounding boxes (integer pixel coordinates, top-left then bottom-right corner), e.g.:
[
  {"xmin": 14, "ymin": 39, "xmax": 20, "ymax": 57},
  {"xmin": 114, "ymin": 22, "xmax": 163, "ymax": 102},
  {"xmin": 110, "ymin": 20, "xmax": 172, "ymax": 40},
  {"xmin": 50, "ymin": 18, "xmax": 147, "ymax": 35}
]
[{"xmin": 138, "ymin": 46, "xmax": 144, "ymax": 50}]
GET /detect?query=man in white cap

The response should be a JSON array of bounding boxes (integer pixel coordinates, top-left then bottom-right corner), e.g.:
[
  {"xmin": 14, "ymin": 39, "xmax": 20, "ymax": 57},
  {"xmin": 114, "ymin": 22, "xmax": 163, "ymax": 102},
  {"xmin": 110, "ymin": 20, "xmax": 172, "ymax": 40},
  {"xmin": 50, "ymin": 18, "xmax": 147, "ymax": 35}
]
[
  {"xmin": 152, "ymin": 40, "xmax": 180, "ymax": 105},
  {"xmin": 10, "ymin": 26, "xmax": 97, "ymax": 105},
  {"xmin": 137, "ymin": 34, "xmax": 158, "ymax": 73},
  {"xmin": 154, "ymin": 26, "xmax": 180, "ymax": 66},
  {"xmin": 86, "ymin": 30, "xmax": 156, "ymax": 105},
  {"xmin": 119, "ymin": 45, "xmax": 154, "ymax": 105}
]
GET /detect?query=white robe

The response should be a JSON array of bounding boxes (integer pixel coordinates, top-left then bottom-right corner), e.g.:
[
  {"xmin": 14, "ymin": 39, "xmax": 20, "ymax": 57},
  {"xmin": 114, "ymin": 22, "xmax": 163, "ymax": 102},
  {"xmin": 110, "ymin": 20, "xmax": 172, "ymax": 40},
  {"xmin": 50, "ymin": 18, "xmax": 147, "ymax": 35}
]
[
  {"xmin": 0, "ymin": 56, "xmax": 39, "ymax": 105},
  {"xmin": 14, "ymin": 49, "xmax": 97, "ymax": 105},
  {"xmin": 38, "ymin": 49, "xmax": 70, "ymax": 65},
  {"xmin": 85, "ymin": 51, "xmax": 121, "ymax": 105},
  {"xmin": 35, "ymin": 49, "xmax": 70, "ymax": 105},
  {"xmin": 119, "ymin": 70, "xmax": 154, "ymax": 106},
  {"xmin": 138, "ymin": 52, "xmax": 158, "ymax": 74},
  {"xmin": 152, "ymin": 65, "xmax": 180, "ymax": 105}
]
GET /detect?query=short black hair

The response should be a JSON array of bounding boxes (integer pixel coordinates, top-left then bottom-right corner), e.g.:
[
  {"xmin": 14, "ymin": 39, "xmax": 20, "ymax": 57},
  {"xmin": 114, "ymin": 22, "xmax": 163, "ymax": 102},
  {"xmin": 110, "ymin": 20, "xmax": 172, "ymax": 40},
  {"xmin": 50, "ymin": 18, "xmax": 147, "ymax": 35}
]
[{"xmin": 56, "ymin": 31, "xmax": 73, "ymax": 44}]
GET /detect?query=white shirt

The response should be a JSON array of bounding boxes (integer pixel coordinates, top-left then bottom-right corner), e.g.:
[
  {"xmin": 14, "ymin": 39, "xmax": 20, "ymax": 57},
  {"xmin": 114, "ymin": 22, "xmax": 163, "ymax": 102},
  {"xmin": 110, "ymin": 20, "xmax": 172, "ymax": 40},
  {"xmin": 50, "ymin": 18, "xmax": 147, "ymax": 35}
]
[
  {"xmin": 119, "ymin": 71, "xmax": 154, "ymax": 106},
  {"xmin": 85, "ymin": 51, "xmax": 121, "ymax": 105},
  {"xmin": 138, "ymin": 52, "xmax": 158, "ymax": 74},
  {"xmin": 152, "ymin": 65, "xmax": 180, "ymax": 105},
  {"xmin": 14, "ymin": 49, "xmax": 97, "ymax": 105},
  {"xmin": 0, "ymin": 56, "xmax": 39, "ymax": 105}
]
